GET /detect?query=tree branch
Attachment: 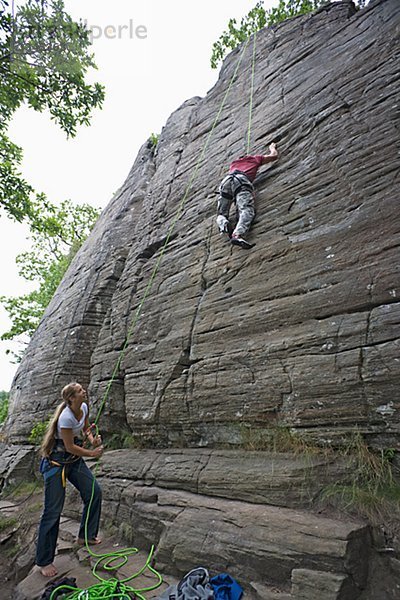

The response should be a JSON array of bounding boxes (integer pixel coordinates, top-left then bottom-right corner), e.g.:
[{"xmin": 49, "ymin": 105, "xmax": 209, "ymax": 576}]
[{"xmin": 0, "ymin": 62, "xmax": 55, "ymax": 97}]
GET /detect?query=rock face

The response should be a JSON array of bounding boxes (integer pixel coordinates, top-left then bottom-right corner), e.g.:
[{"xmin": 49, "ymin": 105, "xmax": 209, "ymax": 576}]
[
  {"xmin": 95, "ymin": 447, "xmax": 354, "ymax": 509},
  {"xmin": 5, "ymin": 0, "xmax": 400, "ymax": 447},
  {"xmin": 0, "ymin": 444, "xmax": 36, "ymax": 493},
  {"xmin": 3, "ymin": 4, "xmax": 400, "ymax": 597},
  {"xmin": 62, "ymin": 448, "xmax": 388, "ymax": 600},
  {"xmin": 2, "ymin": 448, "xmax": 399, "ymax": 599},
  {"xmin": 3, "ymin": 1, "xmax": 398, "ymax": 447}
]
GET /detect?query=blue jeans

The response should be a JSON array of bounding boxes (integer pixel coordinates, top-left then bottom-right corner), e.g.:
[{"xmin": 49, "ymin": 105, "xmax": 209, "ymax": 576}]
[{"xmin": 36, "ymin": 452, "xmax": 102, "ymax": 567}]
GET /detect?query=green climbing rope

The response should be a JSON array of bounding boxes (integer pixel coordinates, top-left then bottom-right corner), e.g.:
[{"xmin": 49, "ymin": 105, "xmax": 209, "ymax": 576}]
[
  {"xmin": 50, "ymin": 545, "xmax": 162, "ymax": 599},
  {"xmin": 246, "ymin": 30, "xmax": 257, "ymax": 154},
  {"xmin": 93, "ymin": 33, "xmax": 252, "ymax": 427},
  {"xmin": 49, "ymin": 31, "xmax": 257, "ymax": 600}
]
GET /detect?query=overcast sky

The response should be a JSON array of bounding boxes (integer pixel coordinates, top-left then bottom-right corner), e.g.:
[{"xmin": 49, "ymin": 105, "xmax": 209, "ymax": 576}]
[{"xmin": 0, "ymin": 0, "xmax": 276, "ymax": 390}]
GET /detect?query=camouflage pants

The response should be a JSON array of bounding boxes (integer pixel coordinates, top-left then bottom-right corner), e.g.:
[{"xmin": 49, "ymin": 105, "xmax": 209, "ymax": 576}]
[{"xmin": 216, "ymin": 173, "xmax": 255, "ymax": 237}]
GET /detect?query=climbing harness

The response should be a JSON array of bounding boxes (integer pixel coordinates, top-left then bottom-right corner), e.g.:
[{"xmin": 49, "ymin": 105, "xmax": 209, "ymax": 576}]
[
  {"xmin": 49, "ymin": 29, "xmax": 259, "ymax": 600},
  {"xmin": 40, "ymin": 438, "xmax": 82, "ymax": 488},
  {"xmin": 218, "ymin": 170, "xmax": 255, "ymax": 202},
  {"xmin": 47, "ymin": 459, "xmax": 73, "ymax": 489}
]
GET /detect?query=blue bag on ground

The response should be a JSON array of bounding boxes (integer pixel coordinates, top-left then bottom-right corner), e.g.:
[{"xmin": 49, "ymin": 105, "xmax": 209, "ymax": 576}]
[{"xmin": 210, "ymin": 573, "xmax": 243, "ymax": 600}]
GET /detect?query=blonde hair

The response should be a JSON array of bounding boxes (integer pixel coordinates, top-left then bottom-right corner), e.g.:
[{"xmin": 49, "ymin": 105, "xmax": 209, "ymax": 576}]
[{"xmin": 40, "ymin": 382, "xmax": 81, "ymax": 457}]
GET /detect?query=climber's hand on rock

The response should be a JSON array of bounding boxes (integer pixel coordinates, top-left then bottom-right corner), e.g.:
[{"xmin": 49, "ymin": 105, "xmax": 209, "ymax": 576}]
[{"xmin": 269, "ymin": 142, "xmax": 278, "ymax": 156}]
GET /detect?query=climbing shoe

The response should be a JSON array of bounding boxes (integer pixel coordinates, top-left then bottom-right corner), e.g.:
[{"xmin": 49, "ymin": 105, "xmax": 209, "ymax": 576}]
[{"xmin": 230, "ymin": 234, "xmax": 255, "ymax": 250}]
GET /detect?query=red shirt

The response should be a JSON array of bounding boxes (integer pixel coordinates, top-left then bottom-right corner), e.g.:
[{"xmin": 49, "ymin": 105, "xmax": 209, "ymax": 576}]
[{"xmin": 229, "ymin": 155, "xmax": 265, "ymax": 182}]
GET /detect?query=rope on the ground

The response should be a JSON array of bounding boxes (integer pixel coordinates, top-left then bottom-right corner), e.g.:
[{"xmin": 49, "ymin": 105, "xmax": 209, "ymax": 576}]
[{"xmin": 49, "ymin": 545, "xmax": 161, "ymax": 599}]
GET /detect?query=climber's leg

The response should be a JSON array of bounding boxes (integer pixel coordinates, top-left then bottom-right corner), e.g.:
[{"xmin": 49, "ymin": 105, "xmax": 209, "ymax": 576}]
[
  {"xmin": 232, "ymin": 188, "xmax": 255, "ymax": 238},
  {"xmin": 216, "ymin": 176, "xmax": 234, "ymax": 236}
]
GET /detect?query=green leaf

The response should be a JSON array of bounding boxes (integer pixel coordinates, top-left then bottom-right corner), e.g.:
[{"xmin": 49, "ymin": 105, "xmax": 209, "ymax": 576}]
[{"xmin": 0, "ymin": 0, "xmax": 105, "ymax": 227}]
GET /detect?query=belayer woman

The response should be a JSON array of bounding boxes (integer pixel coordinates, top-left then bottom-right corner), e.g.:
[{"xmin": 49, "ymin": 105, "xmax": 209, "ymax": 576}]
[{"xmin": 36, "ymin": 382, "xmax": 103, "ymax": 577}]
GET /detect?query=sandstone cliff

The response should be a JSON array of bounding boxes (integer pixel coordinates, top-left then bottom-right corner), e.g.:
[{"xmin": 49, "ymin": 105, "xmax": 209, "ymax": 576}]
[
  {"xmin": 6, "ymin": 0, "xmax": 399, "ymax": 448},
  {"xmin": 2, "ymin": 1, "xmax": 400, "ymax": 598}
]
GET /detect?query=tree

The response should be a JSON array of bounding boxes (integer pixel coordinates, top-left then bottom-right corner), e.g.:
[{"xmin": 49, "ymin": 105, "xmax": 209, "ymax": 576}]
[
  {"xmin": 0, "ymin": 0, "xmax": 105, "ymax": 230},
  {"xmin": 210, "ymin": 1, "xmax": 267, "ymax": 69},
  {"xmin": 0, "ymin": 199, "xmax": 100, "ymax": 361},
  {"xmin": 210, "ymin": 0, "xmax": 368, "ymax": 69},
  {"xmin": 0, "ymin": 390, "xmax": 9, "ymax": 424}
]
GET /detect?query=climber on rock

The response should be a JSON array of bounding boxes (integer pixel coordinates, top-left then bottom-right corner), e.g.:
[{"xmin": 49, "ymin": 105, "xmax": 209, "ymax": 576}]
[{"xmin": 216, "ymin": 142, "xmax": 279, "ymax": 249}]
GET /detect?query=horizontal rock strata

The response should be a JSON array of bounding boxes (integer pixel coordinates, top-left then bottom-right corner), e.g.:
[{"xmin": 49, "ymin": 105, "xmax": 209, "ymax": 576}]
[
  {"xmin": 2, "ymin": 2, "xmax": 400, "ymax": 599},
  {"xmin": 5, "ymin": 0, "xmax": 400, "ymax": 448},
  {"xmin": 84, "ymin": 449, "xmax": 370, "ymax": 598},
  {"xmin": 96, "ymin": 447, "xmax": 353, "ymax": 509}
]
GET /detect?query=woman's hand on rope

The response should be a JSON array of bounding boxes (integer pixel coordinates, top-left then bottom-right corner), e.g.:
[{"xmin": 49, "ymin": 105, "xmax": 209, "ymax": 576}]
[
  {"xmin": 91, "ymin": 445, "xmax": 104, "ymax": 459},
  {"xmin": 92, "ymin": 434, "xmax": 102, "ymax": 448}
]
